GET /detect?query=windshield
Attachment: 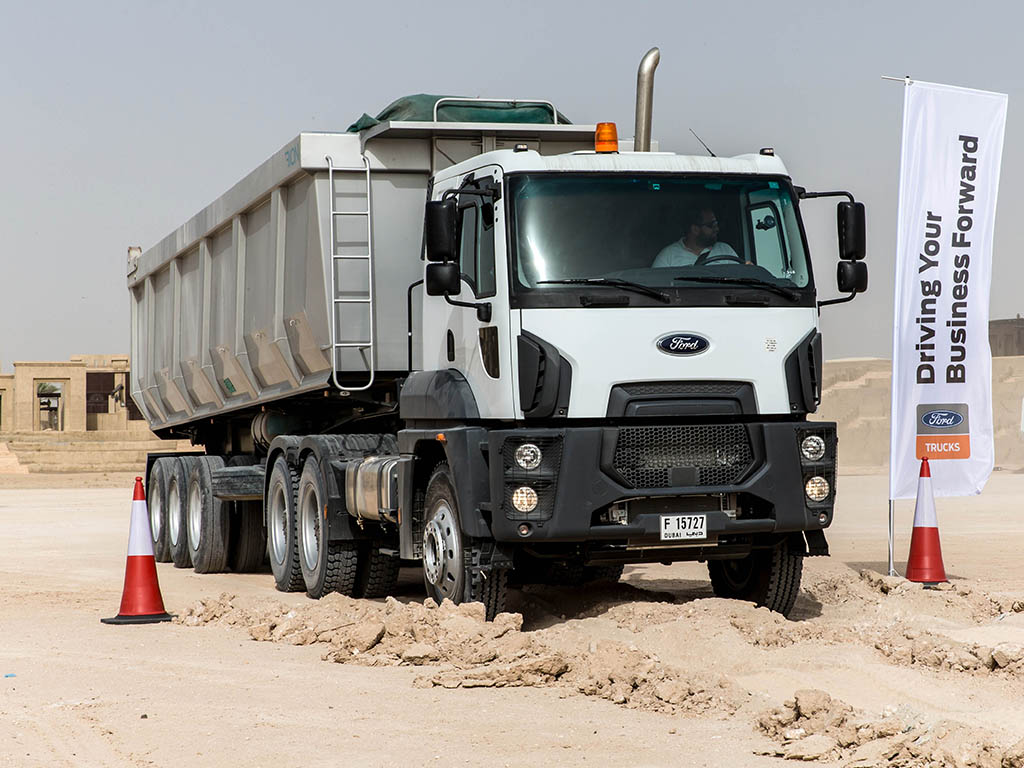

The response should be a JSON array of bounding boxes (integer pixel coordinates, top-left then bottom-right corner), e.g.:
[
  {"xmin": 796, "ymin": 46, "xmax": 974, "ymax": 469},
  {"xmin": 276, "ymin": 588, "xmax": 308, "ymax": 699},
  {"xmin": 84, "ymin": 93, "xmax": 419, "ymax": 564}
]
[{"xmin": 507, "ymin": 173, "xmax": 812, "ymax": 304}]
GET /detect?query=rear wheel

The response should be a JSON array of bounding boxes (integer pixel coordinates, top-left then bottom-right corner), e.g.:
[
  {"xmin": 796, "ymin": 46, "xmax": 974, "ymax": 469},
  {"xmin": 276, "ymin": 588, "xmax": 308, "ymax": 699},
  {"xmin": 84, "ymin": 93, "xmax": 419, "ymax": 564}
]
[
  {"xmin": 147, "ymin": 458, "xmax": 173, "ymax": 563},
  {"xmin": 422, "ymin": 462, "xmax": 507, "ymax": 620},
  {"xmin": 187, "ymin": 456, "xmax": 230, "ymax": 574},
  {"xmin": 708, "ymin": 538, "xmax": 803, "ymax": 617},
  {"xmin": 297, "ymin": 455, "xmax": 359, "ymax": 598},
  {"xmin": 229, "ymin": 500, "xmax": 267, "ymax": 572},
  {"xmin": 266, "ymin": 456, "xmax": 304, "ymax": 592},
  {"xmin": 356, "ymin": 546, "xmax": 400, "ymax": 598},
  {"xmin": 167, "ymin": 457, "xmax": 197, "ymax": 568}
]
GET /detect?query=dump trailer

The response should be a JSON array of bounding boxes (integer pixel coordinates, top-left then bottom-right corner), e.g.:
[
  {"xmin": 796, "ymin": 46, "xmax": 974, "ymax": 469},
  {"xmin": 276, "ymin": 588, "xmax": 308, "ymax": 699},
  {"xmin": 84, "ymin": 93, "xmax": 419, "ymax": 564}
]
[{"xmin": 130, "ymin": 51, "xmax": 867, "ymax": 618}]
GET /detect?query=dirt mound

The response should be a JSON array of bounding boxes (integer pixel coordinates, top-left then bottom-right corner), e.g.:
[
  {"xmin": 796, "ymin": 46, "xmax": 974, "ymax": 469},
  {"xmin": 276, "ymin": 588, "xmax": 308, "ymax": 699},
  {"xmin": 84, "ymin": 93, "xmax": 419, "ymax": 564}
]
[
  {"xmin": 874, "ymin": 628, "xmax": 1024, "ymax": 676},
  {"xmin": 757, "ymin": 689, "xmax": 1024, "ymax": 767},
  {"xmin": 175, "ymin": 592, "xmax": 741, "ymax": 716},
  {"xmin": 859, "ymin": 570, "xmax": 1008, "ymax": 621}
]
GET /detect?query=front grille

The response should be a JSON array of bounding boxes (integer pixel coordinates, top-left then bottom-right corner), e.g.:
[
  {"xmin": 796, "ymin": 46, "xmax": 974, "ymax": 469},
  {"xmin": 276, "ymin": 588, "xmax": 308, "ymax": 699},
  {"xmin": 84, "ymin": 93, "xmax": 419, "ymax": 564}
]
[
  {"xmin": 619, "ymin": 381, "xmax": 748, "ymax": 397},
  {"xmin": 612, "ymin": 425, "xmax": 754, "ymax": 489},
  {"xmin": 502, "ymin": 437, "xmax": 563, "ymax": 521}
]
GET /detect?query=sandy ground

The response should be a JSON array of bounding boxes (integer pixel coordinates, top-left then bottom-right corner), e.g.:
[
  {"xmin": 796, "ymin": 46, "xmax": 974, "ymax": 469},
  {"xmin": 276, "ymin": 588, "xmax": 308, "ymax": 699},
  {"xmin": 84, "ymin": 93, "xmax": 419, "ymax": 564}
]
[{"xmin": 2, "ymin": 474, "xmax": 1024, "ymax": 767}]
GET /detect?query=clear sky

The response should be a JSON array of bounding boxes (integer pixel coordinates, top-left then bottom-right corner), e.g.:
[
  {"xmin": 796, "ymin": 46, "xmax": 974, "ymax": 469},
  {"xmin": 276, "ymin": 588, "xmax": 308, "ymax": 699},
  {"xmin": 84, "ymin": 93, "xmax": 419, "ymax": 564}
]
[{"xmin": 1, "ymin": 0, "xmax": 1019, "ymax": 368}]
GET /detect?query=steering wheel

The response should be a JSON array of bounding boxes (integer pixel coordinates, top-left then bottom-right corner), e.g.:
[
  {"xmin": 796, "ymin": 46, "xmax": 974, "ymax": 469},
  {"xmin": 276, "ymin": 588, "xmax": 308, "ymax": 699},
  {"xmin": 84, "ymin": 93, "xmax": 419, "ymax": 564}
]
[{"xmin": 695, "ymin": 252, "xmax": 746, "ymax": 267}]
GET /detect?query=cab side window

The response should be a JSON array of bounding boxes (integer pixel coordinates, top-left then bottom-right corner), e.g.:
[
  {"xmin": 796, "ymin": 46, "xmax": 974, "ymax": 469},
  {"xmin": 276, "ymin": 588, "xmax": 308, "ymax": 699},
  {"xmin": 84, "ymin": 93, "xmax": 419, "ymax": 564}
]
[{"xmin": 456, "ymin": 197, "xmax": 496, "ymax": 299}]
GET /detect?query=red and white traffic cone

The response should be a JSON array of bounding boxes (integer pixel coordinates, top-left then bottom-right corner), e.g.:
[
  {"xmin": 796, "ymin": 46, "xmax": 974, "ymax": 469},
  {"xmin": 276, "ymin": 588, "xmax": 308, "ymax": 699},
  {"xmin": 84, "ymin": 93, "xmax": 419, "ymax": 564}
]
[
  {"xmin": 101, "ymin": 477, "xmax": 172, "ymax": 624},
  {"xmin": 905, "ymin": 457, "xmax": 947, "ymax": 585}
]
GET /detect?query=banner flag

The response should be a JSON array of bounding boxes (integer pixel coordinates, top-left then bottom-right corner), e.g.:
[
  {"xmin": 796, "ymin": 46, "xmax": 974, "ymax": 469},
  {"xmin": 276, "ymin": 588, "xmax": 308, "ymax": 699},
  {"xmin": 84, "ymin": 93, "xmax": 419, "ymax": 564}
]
[{"xmin": 890, "ymin": 81, "xmax": 1008, "ymax": 499}]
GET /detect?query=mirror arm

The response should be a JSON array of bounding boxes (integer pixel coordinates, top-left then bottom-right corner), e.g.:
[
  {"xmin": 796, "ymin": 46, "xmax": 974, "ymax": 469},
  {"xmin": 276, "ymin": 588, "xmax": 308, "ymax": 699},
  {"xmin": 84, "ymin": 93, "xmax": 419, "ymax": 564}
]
[
  {"xmin": 817, "ymin": 292, "xmax": 858, "ymax": 309},
  {"xmin": 444, "ymin": 294, "xmax": 492, "ymax": 323},
  {"xmin": 797, "ymin": 188, "xmax": 856, "ymax": 204}
]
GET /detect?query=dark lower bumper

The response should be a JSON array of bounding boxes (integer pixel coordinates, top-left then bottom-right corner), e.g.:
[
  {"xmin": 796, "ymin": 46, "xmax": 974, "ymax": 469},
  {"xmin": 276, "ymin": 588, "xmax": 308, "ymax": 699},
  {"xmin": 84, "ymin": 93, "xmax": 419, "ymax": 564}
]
[{"xmin": 487, "ymin": 420, "xmax": 837, "ymax": 545}]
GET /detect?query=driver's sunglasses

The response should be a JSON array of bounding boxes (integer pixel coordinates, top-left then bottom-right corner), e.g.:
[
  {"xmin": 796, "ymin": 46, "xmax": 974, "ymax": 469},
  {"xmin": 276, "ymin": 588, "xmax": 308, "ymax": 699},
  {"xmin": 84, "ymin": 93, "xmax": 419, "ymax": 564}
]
[{"xmin": 701, "ymin": 219, "xmax": 719, "ymax": 229}]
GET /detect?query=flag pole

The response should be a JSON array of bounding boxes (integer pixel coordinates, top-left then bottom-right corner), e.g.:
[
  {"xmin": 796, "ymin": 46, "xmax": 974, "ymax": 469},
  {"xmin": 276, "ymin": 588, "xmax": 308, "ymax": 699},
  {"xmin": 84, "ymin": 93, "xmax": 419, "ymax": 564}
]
[
  {"xmin": 883, "ymin": 73, "xmax": 912, "ymax": 579},
  {"xmin": 888, "ymin": 499, "xmax": 897, "ymax": 576}
]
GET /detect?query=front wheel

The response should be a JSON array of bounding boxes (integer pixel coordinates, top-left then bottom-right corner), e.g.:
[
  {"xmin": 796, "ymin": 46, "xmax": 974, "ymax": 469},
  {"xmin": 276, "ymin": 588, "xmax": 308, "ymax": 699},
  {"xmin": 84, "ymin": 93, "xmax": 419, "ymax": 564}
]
[
  {"xmin": 707, "ymin": 538, "xmax": 803, "ymax": 617},
  {"xmin": 421, "ymin": 463, "xmax": 507, "ymax": 620}
]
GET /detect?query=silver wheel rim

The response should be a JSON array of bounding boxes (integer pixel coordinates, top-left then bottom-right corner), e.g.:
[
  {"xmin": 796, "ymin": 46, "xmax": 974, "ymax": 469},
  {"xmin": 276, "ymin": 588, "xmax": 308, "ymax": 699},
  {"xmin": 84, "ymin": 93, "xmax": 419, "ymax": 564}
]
[
  {"xmin": 269, "ymin": 481, "xmax": 288, "ymax": 565},
  {"xmin": 422, "ymin": 501, "xmax": 461, "ymax": 599},
  {"xmin": 167, "ymin": 478, "xmax": 181, "ymax": 545},
  {"xmin": 150, "ymin": 479, "xmax": 162, "ymax": 541},
  {"xmin": 187, "ymin": 478, "xmax": 202, "ymax": 552},
  {"xmin": 299, "ymin": 480, "xmax": 320, "ymax": 572}
]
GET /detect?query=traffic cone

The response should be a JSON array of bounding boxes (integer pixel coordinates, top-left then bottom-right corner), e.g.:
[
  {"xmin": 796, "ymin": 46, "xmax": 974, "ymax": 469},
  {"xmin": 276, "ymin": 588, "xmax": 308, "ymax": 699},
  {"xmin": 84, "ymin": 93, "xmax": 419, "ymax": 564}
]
[
  {"xmin": 101, "ymin": 477, "xmax": 173, "ymax": 624},
  {"xmin": 905, "ymin": 457, "xmax": 947, "ymax": 585}
]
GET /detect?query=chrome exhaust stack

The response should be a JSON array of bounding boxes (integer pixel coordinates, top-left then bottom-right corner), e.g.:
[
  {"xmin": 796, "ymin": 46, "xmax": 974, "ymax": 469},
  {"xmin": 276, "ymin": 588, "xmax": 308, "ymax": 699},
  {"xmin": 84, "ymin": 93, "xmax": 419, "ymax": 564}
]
[{"xmin": 633, "ymin": 47, "xmax": 660, "ymax": 152}]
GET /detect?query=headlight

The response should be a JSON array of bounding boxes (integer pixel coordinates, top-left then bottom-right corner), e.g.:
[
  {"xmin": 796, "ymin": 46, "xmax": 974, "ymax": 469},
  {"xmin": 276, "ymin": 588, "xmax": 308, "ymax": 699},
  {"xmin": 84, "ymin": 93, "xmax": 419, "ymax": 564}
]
[
  {"xmin": 801, "ymin": 435, "xmax": 826, "ymax": 462},
  {"xmin": 512, "ymin": 486, "xmax": 539, "ymax": 512},
  {"xmin": 805, "ymin": 476, "xmax": 830, "ymax": 502},
  {"xmin": 514, "ymin": 443, "xmax": 543, "ymax": 470}
]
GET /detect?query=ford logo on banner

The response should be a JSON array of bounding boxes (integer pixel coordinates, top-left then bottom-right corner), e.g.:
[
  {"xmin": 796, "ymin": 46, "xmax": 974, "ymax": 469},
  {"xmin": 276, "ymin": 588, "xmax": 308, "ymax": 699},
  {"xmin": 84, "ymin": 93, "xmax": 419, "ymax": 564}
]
[
  {"xmin": 656, "ymin": 333, "xmax": 710, "ymax": 356},
  {"xmin": 921, "ymin": 409, "xmax": 964, "ymax": 429}
]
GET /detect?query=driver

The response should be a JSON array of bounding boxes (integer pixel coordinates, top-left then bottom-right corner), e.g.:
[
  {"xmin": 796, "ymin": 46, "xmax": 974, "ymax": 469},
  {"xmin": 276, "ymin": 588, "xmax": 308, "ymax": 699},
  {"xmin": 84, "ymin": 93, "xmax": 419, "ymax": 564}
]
[{"xmin": 653, "ymin": 205, "xmax": 741, "ymax": 267}]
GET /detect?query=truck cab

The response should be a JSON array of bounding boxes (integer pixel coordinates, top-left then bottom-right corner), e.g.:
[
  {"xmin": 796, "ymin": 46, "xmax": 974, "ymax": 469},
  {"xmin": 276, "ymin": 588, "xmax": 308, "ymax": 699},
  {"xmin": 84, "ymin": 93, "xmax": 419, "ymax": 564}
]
[{"xmin": 401, "ymin": 140, "xmax": 865, "ymax": 617}]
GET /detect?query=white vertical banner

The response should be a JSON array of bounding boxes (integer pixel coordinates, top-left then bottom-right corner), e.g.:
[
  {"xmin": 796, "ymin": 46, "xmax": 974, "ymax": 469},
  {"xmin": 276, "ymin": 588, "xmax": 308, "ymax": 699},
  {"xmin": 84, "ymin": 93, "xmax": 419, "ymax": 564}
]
[{"xmin": 890, "ymin": 81, "xmax": 1007, "ymax": 499}]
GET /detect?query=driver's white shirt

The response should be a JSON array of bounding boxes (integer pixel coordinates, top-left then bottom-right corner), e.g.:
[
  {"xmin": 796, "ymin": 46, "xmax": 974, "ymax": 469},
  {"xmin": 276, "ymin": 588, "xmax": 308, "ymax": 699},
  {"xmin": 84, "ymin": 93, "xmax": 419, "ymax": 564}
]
[{"xmin": 653, "ymin": 239, "xmax": 739, "ymax": 267}]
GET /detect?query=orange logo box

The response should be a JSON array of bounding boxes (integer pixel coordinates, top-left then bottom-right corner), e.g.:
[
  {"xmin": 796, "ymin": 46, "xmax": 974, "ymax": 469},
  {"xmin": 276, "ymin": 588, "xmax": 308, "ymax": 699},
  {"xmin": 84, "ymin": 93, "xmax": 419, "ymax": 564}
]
[{"xmin": 916, "ymin": 435, "xmax": 971, "ymax": 460}]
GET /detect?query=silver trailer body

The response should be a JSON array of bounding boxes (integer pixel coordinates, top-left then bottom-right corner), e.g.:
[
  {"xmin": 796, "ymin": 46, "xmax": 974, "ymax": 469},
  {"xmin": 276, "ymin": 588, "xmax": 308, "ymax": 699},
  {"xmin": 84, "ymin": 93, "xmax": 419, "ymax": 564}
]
[{"xmin": 129, "ymin": 120, "xmax": 600, "ymax": 431}]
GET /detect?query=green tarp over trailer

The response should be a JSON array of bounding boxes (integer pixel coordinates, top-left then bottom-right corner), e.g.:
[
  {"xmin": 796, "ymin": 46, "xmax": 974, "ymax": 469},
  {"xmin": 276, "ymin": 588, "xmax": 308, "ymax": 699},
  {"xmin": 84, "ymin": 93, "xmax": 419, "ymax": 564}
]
[{"xmin": 347, "ymin": 94, "xmax": 571, "ymax": 132}]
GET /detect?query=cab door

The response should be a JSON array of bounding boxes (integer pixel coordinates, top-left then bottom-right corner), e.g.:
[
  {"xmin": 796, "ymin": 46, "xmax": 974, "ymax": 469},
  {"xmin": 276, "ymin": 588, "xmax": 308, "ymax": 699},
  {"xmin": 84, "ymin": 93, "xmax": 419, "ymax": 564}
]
[{"xmin": 421, "ymin": 166, "xmax": 515, "ymax": 418}]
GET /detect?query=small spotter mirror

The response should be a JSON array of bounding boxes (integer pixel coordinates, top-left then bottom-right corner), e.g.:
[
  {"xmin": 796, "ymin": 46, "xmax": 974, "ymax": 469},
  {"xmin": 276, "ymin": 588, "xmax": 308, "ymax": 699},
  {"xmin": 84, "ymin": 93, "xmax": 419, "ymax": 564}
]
[{"xmin": 837, "ymin": 260, "xmax": 868, "ymax": 294}]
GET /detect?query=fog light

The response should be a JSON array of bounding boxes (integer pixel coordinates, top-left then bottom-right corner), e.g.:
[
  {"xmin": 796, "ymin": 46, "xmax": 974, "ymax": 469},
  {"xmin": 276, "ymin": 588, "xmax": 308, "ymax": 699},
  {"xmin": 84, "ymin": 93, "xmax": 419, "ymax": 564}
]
[
  {"xmin": 818, "ymin": 512, "xmax": 829, "ymax": 525},
  {"xmin": 518, "ymin": 523, "xmax": 532, "ymax": 536},
  {"xmin": 515, "ymin": 443, "xmax": 542, "ymax": 470},
  {"xmin": 801, "ymin": 435, "xmax": 826, "ymax": 462},
  {"xmin": 512, "ymin": 486, "xmax": 538, "ymax": 512},
  {"xmin": 805, "ymin": 476, "xmax": 830, "ymax": 502}
]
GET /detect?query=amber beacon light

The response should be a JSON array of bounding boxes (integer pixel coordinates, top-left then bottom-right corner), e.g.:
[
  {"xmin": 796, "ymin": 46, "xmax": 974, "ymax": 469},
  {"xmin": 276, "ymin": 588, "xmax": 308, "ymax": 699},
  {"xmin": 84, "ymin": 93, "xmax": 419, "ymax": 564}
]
[{"xmin": 595, "ymin": 122, "xmax": 619, "ymax": 153}]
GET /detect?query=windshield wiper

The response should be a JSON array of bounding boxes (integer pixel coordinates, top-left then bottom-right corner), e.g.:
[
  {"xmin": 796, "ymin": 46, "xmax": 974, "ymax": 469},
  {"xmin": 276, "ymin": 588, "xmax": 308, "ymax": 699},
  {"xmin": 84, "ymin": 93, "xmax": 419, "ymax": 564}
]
[
  {"xmin": 537, "ymin": 278, "xmax": 670, "ymax": 303},
  {"xmin": 672, "ymin": 276, "xmax": 801, "ymax": 301}
]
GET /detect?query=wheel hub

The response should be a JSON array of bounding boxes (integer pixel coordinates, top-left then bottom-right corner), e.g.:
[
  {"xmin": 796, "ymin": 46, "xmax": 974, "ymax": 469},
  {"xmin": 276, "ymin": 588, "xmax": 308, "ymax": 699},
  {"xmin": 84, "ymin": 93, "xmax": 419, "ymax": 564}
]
[
  {"xmin": 299, "ymin": 483, "xmax": 320, "ymax": 571},
  {"xmin": 187, "ymin": 480, "xmax": 202, "ymax": 550},
  {"xmin": 269, "ymin": 484, "xmax": 288, "ymax": 564},
  {"xmin": 150, "ymin": 488, "xmax": 162, "ymax": 539},
  {"xmin": 422, "ymin": 502, "xmax": 460, "ymax": 599}
]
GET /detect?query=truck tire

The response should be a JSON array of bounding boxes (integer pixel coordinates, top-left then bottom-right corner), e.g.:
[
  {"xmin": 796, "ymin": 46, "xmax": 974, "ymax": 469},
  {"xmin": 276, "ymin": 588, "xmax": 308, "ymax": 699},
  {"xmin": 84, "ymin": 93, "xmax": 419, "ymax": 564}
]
[
  {"xmin": 297, "ymin": 455, "xmax": 359, "ymax": 599},
  {"xmin": 148, "ymin": 458, "xmax": 173, "ymax": 563},
  {"xmin": 187, "ymin": 456, "xmax": 230, "ymax": 574},
  {"xmin": 421, "ymin": 462, "xmax": 507, "ymax": 620},
  {"xmin": 356, "ymin": 546, "xmax": 400, "ymax": 599},
  {"xmin": 267, "ymin": 456, "xmax": 304, "ymax": 592},
  {"xmin": 167, "ymin": 456, "xmax": 197, "ymax": 568},
  {"xmin": 229, "ymin": 500, "xmax": 267, "ymax": 573},
  {"xmin": 707, "ymin": 538, "xmax": 803, "ymax": 617}
]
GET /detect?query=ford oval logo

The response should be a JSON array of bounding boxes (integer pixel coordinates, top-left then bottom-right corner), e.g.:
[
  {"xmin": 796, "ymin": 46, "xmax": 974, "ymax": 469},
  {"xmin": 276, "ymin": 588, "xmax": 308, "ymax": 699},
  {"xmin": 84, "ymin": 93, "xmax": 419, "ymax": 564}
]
[
  {"xmin": 921, "ymin": 409, "xmax": 964, "ymax": 429},
  {"xmin": 656, "ymin": 333, "xmax": 710, "ymax": 356}
]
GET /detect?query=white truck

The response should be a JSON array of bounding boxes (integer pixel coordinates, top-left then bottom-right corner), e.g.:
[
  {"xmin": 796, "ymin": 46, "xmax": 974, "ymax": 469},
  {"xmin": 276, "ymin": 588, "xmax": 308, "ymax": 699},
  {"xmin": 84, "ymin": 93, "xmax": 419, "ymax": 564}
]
[{"xmin": 130, "ymin": 50, "xmax": 867, "ymax": 618}]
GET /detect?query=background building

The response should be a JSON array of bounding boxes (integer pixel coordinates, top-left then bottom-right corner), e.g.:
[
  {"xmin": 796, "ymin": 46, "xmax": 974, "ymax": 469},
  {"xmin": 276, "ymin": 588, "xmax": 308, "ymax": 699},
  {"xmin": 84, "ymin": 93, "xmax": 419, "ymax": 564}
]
[{"xmin": 0, "ymin": 355, "xmax": 145, "ymax": 434}]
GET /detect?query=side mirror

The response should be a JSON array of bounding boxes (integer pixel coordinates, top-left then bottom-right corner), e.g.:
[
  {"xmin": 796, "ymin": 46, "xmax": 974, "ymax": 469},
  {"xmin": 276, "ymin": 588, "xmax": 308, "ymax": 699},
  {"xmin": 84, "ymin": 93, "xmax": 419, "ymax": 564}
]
[
  {"xmin": 425, "ymin": 262, "xmax": 461, "ymax": 296},
  {"xmin": 837, "ymin": 260, "xmax": 868, "ymax": 293},
  {"xmin": 425, "ymin": 199, "xmax": 457, "ymax": 262},
  {"xmin": 837, "ymin": 201, "xmax": 866, "ymax": 260}
]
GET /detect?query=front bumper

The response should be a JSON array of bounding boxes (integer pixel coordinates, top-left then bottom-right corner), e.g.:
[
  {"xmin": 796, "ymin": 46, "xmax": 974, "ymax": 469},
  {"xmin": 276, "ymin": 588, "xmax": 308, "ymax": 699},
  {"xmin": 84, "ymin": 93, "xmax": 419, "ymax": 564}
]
[{"xmin": 487, "ymin": 421, "xmax": 836, "ymax": 546}]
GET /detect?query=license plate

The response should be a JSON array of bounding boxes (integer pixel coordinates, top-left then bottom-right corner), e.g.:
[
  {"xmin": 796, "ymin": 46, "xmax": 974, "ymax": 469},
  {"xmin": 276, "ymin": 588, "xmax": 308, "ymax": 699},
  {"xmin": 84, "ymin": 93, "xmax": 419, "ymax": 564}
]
[{"xmin": 660, "ymin": 514, "xmax": 707, "ymax": 541}]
